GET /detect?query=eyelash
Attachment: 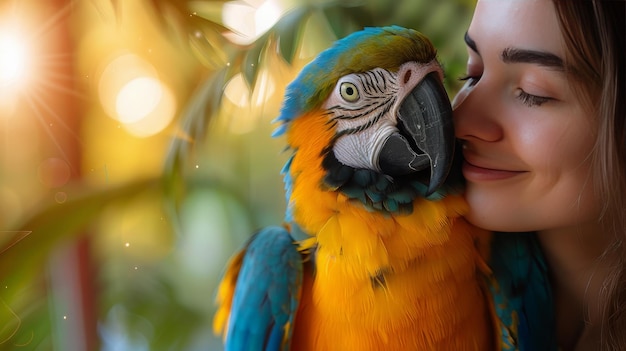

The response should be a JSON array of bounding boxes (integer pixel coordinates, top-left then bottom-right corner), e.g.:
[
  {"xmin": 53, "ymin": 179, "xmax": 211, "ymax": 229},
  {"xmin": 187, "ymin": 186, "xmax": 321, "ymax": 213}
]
[
  {"xmin": 515, "ymin": 90, "xmax": 551, "ymax": 107},
  {"xmin": 459, "ymin": 75, "xmax": 479, "ymax": 87},
  {"xmin": 458, "ymin": 75, "xmax": 551, "ymax": 107}
]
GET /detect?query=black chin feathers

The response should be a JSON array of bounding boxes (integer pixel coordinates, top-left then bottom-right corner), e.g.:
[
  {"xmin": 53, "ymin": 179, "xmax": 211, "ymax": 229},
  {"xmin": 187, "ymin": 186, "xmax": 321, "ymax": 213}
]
[{"xmin": 321, "ymin": 149, "xmax": 433, "ymax": 214}]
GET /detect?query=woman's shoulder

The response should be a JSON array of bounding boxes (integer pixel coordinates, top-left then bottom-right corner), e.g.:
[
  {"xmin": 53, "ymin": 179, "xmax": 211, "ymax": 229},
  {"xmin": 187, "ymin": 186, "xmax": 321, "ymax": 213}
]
[{"xmin": 487, "ymin": 232, "xmax": 559, "ymax": 351}]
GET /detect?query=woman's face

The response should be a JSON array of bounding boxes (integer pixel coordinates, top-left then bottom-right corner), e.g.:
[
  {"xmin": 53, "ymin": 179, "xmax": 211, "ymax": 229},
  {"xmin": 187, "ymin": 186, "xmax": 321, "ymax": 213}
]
[{"xmin": 452, "ymin": 0, "xmax": 600, "ymax": 232}]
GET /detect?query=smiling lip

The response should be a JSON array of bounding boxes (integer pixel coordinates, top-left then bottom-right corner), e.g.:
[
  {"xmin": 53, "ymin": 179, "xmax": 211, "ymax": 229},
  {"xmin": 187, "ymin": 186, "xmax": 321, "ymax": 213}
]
[{"xmin": 462, "ymin": 159, "xmax": 527, "ymax": 182}]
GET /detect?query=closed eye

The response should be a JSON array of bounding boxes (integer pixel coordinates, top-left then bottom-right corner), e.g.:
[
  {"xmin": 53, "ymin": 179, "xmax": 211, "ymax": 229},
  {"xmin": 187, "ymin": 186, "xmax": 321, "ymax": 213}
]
[
  {"xmin": 515, "ymin": 89, "xmax": 552, "ymax": 107},
  {"xmin": 459, "ymin": 75, "xmax": 480, "ymax": 87}
]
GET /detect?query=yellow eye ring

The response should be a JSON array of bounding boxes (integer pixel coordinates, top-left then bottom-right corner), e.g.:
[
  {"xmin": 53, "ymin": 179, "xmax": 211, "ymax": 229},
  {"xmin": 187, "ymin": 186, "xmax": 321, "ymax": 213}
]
[{"xmin": 340, "ymin": 82, "xmax": 360, "ymax": 102}]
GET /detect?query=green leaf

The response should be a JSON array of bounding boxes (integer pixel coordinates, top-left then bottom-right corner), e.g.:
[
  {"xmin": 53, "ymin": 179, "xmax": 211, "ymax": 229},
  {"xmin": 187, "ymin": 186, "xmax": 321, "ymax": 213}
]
[
  {"xmin": 0, "ymin": 178, "xmax": 161, "ymax": 287},
  {"xmin": 273, "ymin": 7, "xmax": 313, "ymax": 64},
  {"xmin": 321, "ymin": 5, "xmax": 361, "ymax": 38},
  {"xmin": 241, "ymin": 37, "xmax": 266, "ymax": 90},
  {"xmin": 162, "ymin": 69, "xmax": 228, "ymax": 235},
  {"xmin": 163, "ymin": 69, "xmax": 228, "ymax": 176}
]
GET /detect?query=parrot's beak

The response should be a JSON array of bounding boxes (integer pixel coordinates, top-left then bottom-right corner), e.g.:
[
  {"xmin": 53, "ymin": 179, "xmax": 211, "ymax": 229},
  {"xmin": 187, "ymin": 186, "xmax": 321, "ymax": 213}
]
[{"xmin": 377, "ymin": 72, "xmax": 454, "ymax": 196}]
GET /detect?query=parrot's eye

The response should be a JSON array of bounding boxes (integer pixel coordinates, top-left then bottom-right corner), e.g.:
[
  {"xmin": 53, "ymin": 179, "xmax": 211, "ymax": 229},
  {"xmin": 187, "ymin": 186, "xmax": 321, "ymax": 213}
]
[{"xmin": 340, "ymin": 82, "xmax": 360, "ymax": 102}]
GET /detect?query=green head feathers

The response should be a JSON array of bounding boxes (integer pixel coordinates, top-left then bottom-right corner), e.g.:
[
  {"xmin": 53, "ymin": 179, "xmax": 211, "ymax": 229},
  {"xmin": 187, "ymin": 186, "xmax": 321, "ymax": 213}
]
[{"xmin": 274, "ymin": 25, "xmax": 437, "ymax": 130}]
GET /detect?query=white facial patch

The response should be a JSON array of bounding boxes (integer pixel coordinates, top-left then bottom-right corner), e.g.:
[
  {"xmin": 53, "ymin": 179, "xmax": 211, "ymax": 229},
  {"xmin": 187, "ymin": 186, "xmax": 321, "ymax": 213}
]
[{"xmin": 323, "ymin": 68, "xmax": 400, "ymax": 171}]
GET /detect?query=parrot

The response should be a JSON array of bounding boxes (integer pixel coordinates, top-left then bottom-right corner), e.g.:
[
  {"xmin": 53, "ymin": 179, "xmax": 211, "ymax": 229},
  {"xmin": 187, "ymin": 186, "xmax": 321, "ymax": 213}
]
[{"xmin": 212, "ymin": 25, "xmax": 555, "ymax": 350}]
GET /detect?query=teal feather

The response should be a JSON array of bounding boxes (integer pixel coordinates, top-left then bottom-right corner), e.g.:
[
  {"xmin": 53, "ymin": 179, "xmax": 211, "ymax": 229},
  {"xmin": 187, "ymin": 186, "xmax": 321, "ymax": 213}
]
[
  {"xmin": 387, "ymin": 188, "xmax": 415, "ymax": 204},
  {"xmin": 224, "ymin": 226, "xmax": 302, "ymax": 351},
  {"xmin": 383, "ymin": 199, "xmax": 400, "ymax": 213},
  {"xmin": 374, "ymin": 176, "xmax": 390, "ymax": 191},
  {"xmin": 353, "ymin": 169, "xmax": 374, "ymax": 187},
  {"xmin": 281, "ymin": 155, "xmax": 295, "ymax": 223},
  {"xmin": 365, "ymin": 188, "xmax": 384, "ymax": 203},
  {"xmin": 488, "ymin": 232, "xmax": 558, "ymax": 351}
]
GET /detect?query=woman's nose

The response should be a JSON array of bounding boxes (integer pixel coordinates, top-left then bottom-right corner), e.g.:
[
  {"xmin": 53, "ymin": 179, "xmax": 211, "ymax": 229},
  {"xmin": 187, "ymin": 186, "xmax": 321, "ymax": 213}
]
[{"xmin": 452, "ymin": 82, "xmax": 504, "ymax": 143}]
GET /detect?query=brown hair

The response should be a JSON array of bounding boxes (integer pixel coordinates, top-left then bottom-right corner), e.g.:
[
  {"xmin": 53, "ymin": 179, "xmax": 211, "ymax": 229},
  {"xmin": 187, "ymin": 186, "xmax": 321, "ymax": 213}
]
[{"xmin": 553, "ymin": 0, "xmax": 626, "ymax": 349}]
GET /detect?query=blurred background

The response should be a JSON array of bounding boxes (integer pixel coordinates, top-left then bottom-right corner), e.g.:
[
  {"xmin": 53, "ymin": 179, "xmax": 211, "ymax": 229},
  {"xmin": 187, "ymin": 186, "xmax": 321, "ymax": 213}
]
[{"xmin": 0, "ymin": 0, "xmax": 474, "ymax": 350}]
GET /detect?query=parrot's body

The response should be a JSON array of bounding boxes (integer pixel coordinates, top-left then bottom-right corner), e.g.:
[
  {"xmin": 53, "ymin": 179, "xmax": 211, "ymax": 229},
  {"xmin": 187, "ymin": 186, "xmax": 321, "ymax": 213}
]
[{"xmin": 214, "ymin": 26, "xmax": 498, "ymax": 350}]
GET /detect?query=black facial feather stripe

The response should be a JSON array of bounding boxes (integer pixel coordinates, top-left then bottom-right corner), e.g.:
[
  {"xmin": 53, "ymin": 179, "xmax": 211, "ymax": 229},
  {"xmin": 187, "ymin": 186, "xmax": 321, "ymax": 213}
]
[
  {"xmin": 362, "ymin": 70, "xmax": 385, "ymax": 94},
  {"xmin": 327, "ymin": 68, "xmax": 398, "ymax": 137},
  {"xmin": 334, "ymin": 100, "xmax": 394, "ymax": 137},
  {"xmin": 329, "ymin": 99, "xmax": 391, "ymax": 120}
]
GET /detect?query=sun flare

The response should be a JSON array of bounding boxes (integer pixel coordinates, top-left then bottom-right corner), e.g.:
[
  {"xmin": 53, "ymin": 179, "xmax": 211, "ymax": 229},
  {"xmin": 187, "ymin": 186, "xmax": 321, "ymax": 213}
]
[{"xmin": 0, "ymin": 29, "xmax": 29, "ymax": 90}]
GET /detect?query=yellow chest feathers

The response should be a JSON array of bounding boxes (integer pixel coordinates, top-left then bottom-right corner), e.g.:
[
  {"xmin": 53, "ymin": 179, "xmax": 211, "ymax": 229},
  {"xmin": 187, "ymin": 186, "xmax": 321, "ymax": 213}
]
[
  {"xmin": 285, "ymin": 110, "xmax": 493, "ymax": 349},
  {"xmin": 285, "ymin": 109, "xmax": 476, "ymax": 282}
]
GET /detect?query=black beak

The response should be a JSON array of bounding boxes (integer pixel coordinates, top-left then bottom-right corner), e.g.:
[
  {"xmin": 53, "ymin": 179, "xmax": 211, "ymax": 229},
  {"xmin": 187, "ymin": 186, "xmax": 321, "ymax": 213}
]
[{"xmin": 377, "ymin": 72, "xmax": 455, "ymax": 196}]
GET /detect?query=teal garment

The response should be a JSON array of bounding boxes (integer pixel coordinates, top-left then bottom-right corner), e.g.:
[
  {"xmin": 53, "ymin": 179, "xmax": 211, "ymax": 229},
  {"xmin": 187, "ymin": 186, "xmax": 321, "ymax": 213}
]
[{"xmin": 488, "ymin": 232, "xmax": 559, "ymax": 351}]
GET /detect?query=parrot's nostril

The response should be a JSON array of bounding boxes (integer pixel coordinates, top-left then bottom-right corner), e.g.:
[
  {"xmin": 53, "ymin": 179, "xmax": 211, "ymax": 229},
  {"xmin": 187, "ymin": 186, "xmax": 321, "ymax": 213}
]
[{"xmin": 403, "ymin": 70, "xmax": 412, "ymax": 84}]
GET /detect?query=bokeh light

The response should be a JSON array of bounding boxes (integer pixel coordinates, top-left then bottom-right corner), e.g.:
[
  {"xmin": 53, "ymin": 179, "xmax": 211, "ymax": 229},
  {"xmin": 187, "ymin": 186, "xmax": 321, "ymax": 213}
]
[
  {"xmin": 117, "ymin": 78, "xmax": 176, "ymax": 137},
  {"xmin": 222, "ymin": 0, "xmax": 286, "ymax": 44},
  {"xmin": 223, "ymin": 73, "xmax": 251, "ymax": 107},
  {"xmin": 98, "ymin": 53, "xmax": 177, "ymax": 137},
  {"xmin": 115, "ymin": 77, "xmax": 163, "ymax": 124},
  {"xmin": 98, "ymin": 53, "xmax": 155, "ymax": 118},
  {"xmin": 38, "ymin": 157, "xmax": 71, "ymax": 188}
]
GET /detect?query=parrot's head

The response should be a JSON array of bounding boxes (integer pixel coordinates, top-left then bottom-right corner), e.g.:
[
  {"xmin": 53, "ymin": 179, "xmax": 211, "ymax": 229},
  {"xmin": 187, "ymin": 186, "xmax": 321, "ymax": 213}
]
[{"xmin": 275, "ymin": 26, "xmax": 455, "ymax": 212}]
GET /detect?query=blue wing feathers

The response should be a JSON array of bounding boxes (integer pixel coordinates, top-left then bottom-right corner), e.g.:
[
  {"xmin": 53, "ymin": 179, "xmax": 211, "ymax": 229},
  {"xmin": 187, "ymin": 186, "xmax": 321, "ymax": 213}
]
[
  {"xmin": 224, "ymin": 226, "xmax": 303, "ymax": 351},
  {"xmin": 488, "ymin": 232, "xmax": 558, "ymax": 351}
]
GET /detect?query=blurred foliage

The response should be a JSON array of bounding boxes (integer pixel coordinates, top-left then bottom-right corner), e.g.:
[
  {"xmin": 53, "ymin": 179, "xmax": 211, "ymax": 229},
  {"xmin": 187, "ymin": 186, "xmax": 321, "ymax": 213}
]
[{"xmin": 0, "ymin": 0, "xmax": 474, "ymax": 350}]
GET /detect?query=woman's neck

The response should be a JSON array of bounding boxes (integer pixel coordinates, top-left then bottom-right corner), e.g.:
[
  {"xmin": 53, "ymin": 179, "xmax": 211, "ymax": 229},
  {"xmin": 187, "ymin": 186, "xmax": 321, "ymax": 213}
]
[{"xmin": 537, "ymin": 222, "xmax": 616, "ymax": 350}]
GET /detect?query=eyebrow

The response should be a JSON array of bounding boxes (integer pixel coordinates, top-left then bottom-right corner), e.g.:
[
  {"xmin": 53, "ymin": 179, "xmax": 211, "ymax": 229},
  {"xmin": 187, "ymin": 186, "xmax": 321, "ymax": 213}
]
[
  {"xmin": 501, "ymin": 48, "xmax": 564, "ymax": 70},
  {"xmin": 464, "ymin": 31, "xmax": 565, "ymax": 71}
]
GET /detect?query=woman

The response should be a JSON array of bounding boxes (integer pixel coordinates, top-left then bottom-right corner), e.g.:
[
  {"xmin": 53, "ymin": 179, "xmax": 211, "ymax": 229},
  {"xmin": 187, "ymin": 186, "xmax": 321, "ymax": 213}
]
[{"xmin": 452, "ymin": 0, "xmax": 625, "ymax": 350}]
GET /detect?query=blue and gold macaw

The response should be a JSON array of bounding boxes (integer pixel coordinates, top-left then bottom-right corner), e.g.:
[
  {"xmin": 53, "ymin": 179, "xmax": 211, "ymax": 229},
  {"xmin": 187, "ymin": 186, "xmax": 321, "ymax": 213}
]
[{"xmin": 213, "ymin": 25, "xmax": 556, "ymax": 351}]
